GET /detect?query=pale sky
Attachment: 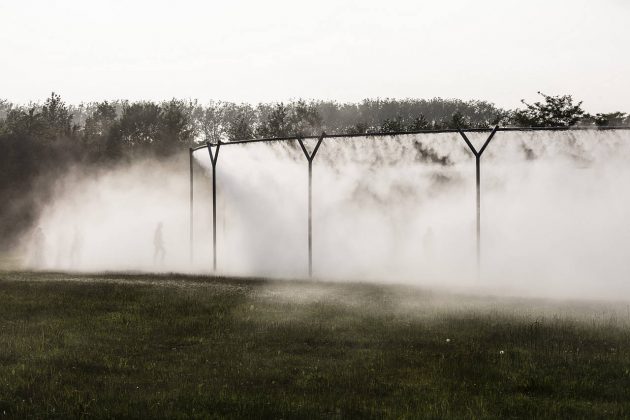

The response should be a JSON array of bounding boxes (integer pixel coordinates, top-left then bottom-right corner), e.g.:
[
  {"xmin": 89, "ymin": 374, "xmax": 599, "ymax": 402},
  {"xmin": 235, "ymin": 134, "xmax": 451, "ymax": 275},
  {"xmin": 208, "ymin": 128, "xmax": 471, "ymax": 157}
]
[{"xmin": 1, "ymin": 0, "xmax": 628, "ymax": 112}]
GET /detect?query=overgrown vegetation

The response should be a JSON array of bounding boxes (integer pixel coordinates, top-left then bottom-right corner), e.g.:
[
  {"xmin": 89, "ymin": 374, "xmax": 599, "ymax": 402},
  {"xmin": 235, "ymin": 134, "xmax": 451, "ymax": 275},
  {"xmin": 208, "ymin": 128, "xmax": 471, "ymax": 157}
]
[
  {"xmin": 0, "ymin": 92, "xmax": 628, "ymax": 250},
  {"xmin": 1, "ymin": 271, "xmax": 630, "ymax": 418}
]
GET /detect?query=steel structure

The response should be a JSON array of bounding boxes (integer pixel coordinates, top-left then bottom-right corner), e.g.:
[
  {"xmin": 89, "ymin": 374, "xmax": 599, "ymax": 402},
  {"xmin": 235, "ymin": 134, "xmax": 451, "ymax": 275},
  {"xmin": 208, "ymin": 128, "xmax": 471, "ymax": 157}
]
[
  {"xmin": 458, "ymin": 126, "xmax": 498, "ymax": 276},
  {"xmin": 297, "ymin": 133, "xmax": 326, "ymax": 277},
  {"xmin": 189, "ymin": 125, "xmax": 630, "ymax": 277}
]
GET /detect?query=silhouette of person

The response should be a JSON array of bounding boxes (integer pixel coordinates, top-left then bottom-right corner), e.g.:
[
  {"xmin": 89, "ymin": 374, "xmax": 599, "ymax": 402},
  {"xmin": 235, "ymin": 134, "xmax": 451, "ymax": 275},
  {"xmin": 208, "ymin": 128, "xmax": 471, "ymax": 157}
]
[
  {"xmin": 69, "ymin": 227, "xmax": 83, "ymax": 268},
  {"xmin": 30, "ymin": 227, "xmax": 46, "ymax": 269},
  {"xmin": 153, "ymin": 222, "xmax": 166, "ymax": 265}
]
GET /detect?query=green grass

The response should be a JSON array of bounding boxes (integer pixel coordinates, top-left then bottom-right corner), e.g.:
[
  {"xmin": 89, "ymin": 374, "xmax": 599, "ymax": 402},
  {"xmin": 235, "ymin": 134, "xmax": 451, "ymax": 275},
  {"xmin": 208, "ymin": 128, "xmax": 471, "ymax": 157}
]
[{"xmin": 1, "ymin": 271, "xmax": 630, "ymax": 419}]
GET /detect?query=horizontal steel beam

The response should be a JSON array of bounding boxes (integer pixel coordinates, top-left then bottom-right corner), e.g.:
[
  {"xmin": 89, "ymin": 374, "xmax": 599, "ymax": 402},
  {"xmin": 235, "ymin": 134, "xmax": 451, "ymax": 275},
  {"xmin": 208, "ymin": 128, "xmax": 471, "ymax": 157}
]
[{"xmin": 189, "ymin": 126, "xmax": 630, "ymax": 151}]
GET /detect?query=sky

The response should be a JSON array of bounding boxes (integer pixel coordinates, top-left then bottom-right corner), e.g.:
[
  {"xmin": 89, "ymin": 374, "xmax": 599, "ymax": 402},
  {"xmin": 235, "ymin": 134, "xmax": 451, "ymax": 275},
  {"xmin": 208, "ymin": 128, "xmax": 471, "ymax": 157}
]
[{"xmin": 0, "ymin": 0, "xmax": 628, "ymax": 112}]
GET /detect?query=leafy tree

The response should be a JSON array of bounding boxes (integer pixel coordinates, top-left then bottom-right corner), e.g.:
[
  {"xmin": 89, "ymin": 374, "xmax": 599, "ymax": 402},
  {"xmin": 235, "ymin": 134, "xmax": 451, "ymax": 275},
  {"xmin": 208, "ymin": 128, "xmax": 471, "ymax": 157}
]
[
  {"xmin": 4, "ymin": 107, "xmax": 45, "ymax": 138},
  {"xmin": 256, "ymin": 101, "xmax": 323, "ymax": 138},
  {"xmin": 592, "ymin": 112, "xmax": 628, "ymax": 127},
  {"xmin": 224, "ymin": 104, "xmax": 256, "ymax": 141},
  {"xmin": 290, "ymin": 100, "xmax": 323, "ymax": 136},
  {"xmin": 158, "ymin": 99, "xmax": 196, "ymax": 153},
  {"xmin": 380, "ymin": 116, "xmax": 406, "ymax": 133},
  {"xmin": 511, "ymin": 92, "xmax": 586, "ymax": 127},
  {"xmin": 407, "ymin": 115, "xmax": 430, "ymax": 131},
  {"xmin": 109, "ymin": 100, "xmax": 195, "ymax": 156},
  {"xmin": 83, "ymin": 101, "xmax": 118, "ymax": 159},
  {"xmin": 339, "ymin": 98, "xmax": 503, "ymax": 131},
  {"xmin": 0, "ymin": 99, "xmax": 12, "ymax": 123},
  {"xmin": 40, "ymin": 92, "xmax": 74, "ymax": 140},
  {"xmin": 257, "ymin": 103, "xmax": 291, "ymax": 138},
  {"xmin": 344, "ymin": 122, "xmax": 371, "ymax": 135},
  {"xmin": 447, "ymin": 111, "xmax": 472, "ymax": 129},
  {"xmin": 115, "ymin": 102, "xmax": 162, "ymax": 152},
  {"xmin": 194, "ymin": 101, "xmax": 228, "ymax": 143},
  {"xmin": 84, "ymin": 101, "xmax": 117, "ymax": 137}
]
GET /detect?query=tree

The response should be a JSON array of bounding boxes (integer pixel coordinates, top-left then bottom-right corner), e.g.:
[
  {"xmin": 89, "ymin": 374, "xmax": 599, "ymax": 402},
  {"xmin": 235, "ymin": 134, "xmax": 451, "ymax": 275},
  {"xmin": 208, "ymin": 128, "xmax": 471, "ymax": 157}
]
[
  {"xmin": 194, "ymin": 101, "xmax": 228, "ymax": 144},
  {"xmin": 407, "ymin": 115, "xmax": 430, "ymax": 131},
  {"xmin": 345, "ymin": 122, "xmax": 371, "ymax": 135},
  {"xmin": 257, "ymin": 102, "xmax": 291, "ymax": 138},
  {"xmin": 0, "ymin": 99, "xmax": 12, "ymax": 122},
  {"xmin": 83, "ymin": 101, "xmax": 118, "ymax": 159},
  {"xmin": 592, "ymin": 112, "xmax": 628, "ymax": 127},
  {"xmin": 511, "ymin": 92, "xmax": 586, "ymax": 127},
  {"xmin": 224, "ymin": 104, "xmax": 256, "ymax": 141},
  {"xmin": 158, "ymin": 99, "xmax": 196, "ymax": 153},
  {"xmin": 256, "ymin": 100, "xmax": 323, "ymax": 138},
  {"xmin": 84, "ymin": 101, "xmax": 117, "ymax": 137},
  {"xmin": 446, "ymin": 111, "xmax": 472, "ymax": 129},
  {"xmin": 4, "ymin": 107, "xmax": 45, "ymax": 138},
  {"xmin": 290, "ymin": 100, "xmax": 323, "ymax": 136},
  {"xmin": 380, "ymin": 116, "xmax": 406, "ymax": 133},
  {"xmin": 118, "ymin": 102, "xmax": 161, "ymax": 148},
  {"xmin": 40, "ymin": 92, "xmax": 73, "ymax": 140}
]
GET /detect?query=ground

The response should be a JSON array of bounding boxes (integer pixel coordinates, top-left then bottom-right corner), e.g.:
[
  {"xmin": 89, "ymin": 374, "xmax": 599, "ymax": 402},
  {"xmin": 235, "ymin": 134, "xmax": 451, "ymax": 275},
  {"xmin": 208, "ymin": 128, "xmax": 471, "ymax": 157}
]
[{"xmin": 1, "ymin": 271, "xmax": 630, "ymax": 419}]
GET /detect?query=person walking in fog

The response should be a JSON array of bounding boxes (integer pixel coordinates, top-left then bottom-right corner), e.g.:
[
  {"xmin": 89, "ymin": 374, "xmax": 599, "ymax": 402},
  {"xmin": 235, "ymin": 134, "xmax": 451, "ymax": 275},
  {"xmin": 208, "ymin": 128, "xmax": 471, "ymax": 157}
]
[{"xmin": 153, "ymin": 222, "xmax": 166, "ymax": 265}]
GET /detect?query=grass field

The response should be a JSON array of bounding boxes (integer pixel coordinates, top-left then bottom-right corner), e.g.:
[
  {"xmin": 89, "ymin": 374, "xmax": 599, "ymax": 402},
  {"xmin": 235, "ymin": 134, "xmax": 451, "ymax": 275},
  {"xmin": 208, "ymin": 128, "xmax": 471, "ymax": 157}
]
[{"xmin": 1, "ymin": 271, "xmax": 630, "ymax": 418}]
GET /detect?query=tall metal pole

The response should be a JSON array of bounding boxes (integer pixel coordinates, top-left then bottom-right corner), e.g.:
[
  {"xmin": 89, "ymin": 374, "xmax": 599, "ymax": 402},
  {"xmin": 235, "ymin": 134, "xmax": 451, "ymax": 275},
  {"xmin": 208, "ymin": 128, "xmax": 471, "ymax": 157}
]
[
  {"xmin": 308, "ymin": 160, "xmax": 313, "ymax": 276},
  {"xmin": 458, "ymin": 126, "xmax": 499, "ymax": 277},
  {"xmin": 207, "ymin": 142, "xmax": 221, "ymax": 272},
  {"xmin": 189, "ymin": 148, "xmax": 194, "ymax": 265},
  {"xmin": 297, "ymin": 132, "xmax": 326, "ymax": 278},
  {"xmin": 475, "ymin": 154, "xmax": 480, "ymax": 269},
  {"xmin": 212, "ymin": 163, "xmax": 217, "ymax": 271}
]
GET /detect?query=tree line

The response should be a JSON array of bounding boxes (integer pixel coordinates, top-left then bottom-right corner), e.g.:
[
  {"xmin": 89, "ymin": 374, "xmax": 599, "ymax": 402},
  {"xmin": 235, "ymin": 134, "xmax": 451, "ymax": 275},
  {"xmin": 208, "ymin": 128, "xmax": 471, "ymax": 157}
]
[
  {"xmin": 1, "ymin": 92, "xmax": 627, "ymax": 159},
  {"xmin": 0, "ymin": 92, "xmax": 628, "ymax": 250}
]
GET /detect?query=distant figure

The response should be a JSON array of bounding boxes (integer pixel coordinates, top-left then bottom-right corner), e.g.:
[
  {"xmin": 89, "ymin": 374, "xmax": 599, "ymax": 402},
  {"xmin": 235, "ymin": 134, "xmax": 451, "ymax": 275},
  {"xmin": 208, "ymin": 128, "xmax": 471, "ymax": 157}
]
[
  {"xmin": 153, "ymin": 222, "xmax": 166, "ymax": 265},
  {"xmin": 69, "ymin": 227, "xmax": 83, "ymax": 268},
  {"xmin": 30, "ymin": 227, "xmax": 46, "ymax": 269}
]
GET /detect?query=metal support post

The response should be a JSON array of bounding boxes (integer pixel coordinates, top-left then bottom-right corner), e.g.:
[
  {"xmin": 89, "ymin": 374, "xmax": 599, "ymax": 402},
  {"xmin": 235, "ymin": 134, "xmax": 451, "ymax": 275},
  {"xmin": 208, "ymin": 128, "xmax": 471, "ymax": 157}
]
[
  {"xmin": 457, "ymin": 126, "xmax": 499, "ymax": 277},
  {"xmin": 189, "ymin": 148, "xmax": 194, "ymax": 265},
  {"xmin": 206, "ymin": 141, "xmax": 221, "ymax": 272},
  {"xmin": 297, "ymin": 132, "xmax": 326, "ymax": 277}
]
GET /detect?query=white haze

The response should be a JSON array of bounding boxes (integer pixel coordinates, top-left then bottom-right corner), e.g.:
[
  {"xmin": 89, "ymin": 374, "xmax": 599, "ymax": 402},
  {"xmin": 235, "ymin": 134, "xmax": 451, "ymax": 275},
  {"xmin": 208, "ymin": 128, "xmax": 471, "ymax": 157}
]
[{"xmin": 22, "ymin": 131, "xmax": 630, "ymax": 300}]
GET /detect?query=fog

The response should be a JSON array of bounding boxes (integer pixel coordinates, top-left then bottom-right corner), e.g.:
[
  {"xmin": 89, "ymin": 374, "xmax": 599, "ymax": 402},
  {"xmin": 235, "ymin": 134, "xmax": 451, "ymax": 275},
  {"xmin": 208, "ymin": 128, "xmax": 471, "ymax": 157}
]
[{"xmin": 22, "ymin": 130, "xmax": 630, "ymax": 300}]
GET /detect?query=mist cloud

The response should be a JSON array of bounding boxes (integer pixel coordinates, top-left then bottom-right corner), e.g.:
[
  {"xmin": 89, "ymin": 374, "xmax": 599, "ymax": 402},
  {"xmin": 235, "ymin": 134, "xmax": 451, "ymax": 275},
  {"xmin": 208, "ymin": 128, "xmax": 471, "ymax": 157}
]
[{"xmin": 24, "ymin": 130, "xmax": 630, "ymax": 300}]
